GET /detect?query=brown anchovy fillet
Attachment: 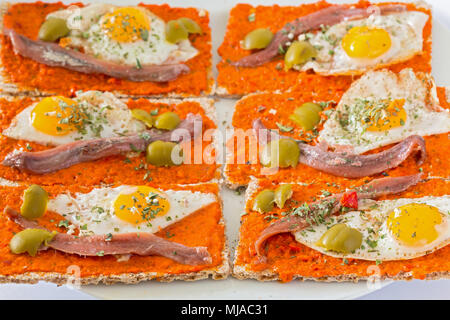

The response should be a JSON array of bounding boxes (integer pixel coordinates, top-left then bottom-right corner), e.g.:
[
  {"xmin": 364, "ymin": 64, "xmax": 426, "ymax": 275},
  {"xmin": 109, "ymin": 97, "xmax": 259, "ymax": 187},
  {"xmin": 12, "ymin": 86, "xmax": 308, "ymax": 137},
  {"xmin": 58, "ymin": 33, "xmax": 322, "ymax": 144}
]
[
  {"xmin": 5, "ymin": 207, "xmax": 212, "ymax": 266},
  {"xmin": 254, "ymin": 174, "xmax": 422, "ymax": 257},
  {"xmin": 231, "ymin": 4, "xmax": 406, "ymax": 68},
  {"xmin": 3, "ymin": 114, "xmax": 201, "ymax": 174},
  {"xmin": 253, "ymin": 119, "xmax": 426, "ymax": 178},
  {"xmin": 4, "ymin": 28, "xmax": 190, "ymax": 82}
]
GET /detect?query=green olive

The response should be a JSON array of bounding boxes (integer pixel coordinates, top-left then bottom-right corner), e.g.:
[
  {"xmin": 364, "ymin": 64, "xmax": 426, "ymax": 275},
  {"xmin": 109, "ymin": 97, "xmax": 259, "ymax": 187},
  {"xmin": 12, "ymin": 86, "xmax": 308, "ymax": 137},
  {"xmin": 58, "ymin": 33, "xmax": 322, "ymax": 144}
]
[
  {"xmin": 289, "ymin": 102, "xmax": 322, "ymax": 131},
  {"xmin": 274, "ymin": 184, "xmax": 293, "ymax": 209},
  {"xmin": 165, "ymin": 20, "xmax": 189, "ymax": 43},
  {"xmin": 317, "ymin": 223, "xmax": 363, "ymax": 253},
  {"xmin": 178, "ymin": 17, "xmax": 202, "ymax": 34},
  {"xmin": 9, "ymin": 229, "xmax": 56, "ymax": 256},
  {"xmin": 146, "ymin": 140, "xmax": 183, "ymax": 167},
  {"xmin": 284, "ymin": 40, "xmax": 317, "ymax": 71},
  {"xmin": 242, "ymin": 28, "xmax": 274, "ymax": 50},
  {"xmin": 260, "ymin": 139, "xmax": 300, "ymax": 168},
  {"xmin": 38, "ymin": 17, "xmax": 70, "ymax": 42},
  {"xmin": 131, "ymin": 109, "xmax": 154, "ymax": 128},
  {"xmin": 253, "ymin": 189, "xmax": 275, "ymax": 213},
  {"xmin": 154, "ymin": 112, "xmax": 181, "ymax": 130},
  {"xmin": 20, "ymin": 185, "xmax": 48, "ymax": 220}
]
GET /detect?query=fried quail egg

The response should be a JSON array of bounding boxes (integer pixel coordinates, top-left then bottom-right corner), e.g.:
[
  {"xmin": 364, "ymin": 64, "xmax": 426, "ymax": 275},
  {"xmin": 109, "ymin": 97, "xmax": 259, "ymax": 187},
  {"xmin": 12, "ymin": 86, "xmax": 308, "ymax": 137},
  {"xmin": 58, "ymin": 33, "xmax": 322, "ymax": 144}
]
[
  {"xmin": 48, "ymin": 4, "xmax": 198, "ymax": 66},
  {"xmin": 318, "ymin": 69, "xmax": 450, "ymax": 154},
  {"xmin": 294, "ymin": 196, "xmax": 450, "ymax": 261},
  {"xmin": 2, "ymin": 91, "xmax": 145, "ymax": 146},
  {"xmin": 47, "ymin": 185, "xmax": 217, "ymax": 236},
  {"xmin": 296, "ymin": 10, "xmax": 429, "ymax": 75}
]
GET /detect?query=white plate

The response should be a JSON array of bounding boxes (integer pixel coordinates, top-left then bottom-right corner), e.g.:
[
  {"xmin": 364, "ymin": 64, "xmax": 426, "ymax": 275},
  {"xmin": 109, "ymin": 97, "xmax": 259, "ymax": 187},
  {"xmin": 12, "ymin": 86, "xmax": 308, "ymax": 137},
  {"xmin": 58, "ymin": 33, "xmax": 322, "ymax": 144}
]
[
  {"xmin": 80, "ymin": 0, "xmax": 450, "ymax": 300},
  {"xmin": 1, "ymin": 0, "xmax": 448, "ymax": 300}
]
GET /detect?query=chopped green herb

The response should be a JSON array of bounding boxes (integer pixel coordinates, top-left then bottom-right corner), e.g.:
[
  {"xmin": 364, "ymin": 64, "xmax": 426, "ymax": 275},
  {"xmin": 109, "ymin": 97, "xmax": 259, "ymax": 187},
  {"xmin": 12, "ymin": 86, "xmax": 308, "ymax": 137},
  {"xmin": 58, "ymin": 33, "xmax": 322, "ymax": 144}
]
[
  {"xmin": 276, "ymin": 122, "xmax": 293, "ymax": 132},
  {"xmin": 139, "ymin": 132, "xmax": 151, "ymax": 141},
  {"xmin": 139, "ymin": 28, "xmax": 149, "ymax": 41},
  {"xmin": 366, "ymin": 239, "xmax": 378, "ymax": 249},
  {"xmin": 57, "ymin": 220, "xmax": 70, "ymax": 228},
  {"xmin": 166, "ymin": 231, "xmax": 175, "ymax": 238},
  {"xmin": 136, "ymin": 58, "xmax": 142, "ymax": 69}
]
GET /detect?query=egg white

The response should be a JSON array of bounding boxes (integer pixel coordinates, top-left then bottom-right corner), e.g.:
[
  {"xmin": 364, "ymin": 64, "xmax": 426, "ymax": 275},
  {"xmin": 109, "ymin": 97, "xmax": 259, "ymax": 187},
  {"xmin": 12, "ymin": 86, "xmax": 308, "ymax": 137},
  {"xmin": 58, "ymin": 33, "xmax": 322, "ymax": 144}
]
[
  {"xmin": 48, "ymin": 3, "xmax": 115, "ymax": 32},
  {"xmin": 2, "ymin": 91, "xmax": 145, "ymax": 146},
  {"xmin": 294, "ymin": 196, "xmax": 450, "ymax": 261},
  {"xmin": 296, "ymin": 11, "xmax": 429, "ymax": 75},
  {"xmin": 318, "ymin": 69, "xmax": 450, "ymax": 154},
  {"xmin": 47, "ymin": 186, "xmax": 217, "ymax": 236},
  {"xmin": 48, "ymin": 4, "xmax": 198, "ymax": 66}
]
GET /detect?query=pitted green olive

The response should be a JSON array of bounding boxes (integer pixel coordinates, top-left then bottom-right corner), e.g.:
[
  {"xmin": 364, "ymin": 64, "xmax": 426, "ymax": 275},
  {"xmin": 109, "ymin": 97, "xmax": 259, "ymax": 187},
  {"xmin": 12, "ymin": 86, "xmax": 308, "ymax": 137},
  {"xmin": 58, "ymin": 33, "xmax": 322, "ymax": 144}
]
[
  {"xmin": 317, "ymin": 223, "xmax": 363, "ymax": 253},
  {"xmin": 9, "ymin": 229, "xmax": 56, "ymax": 256},
  {"xmin": 178, "ymin": 17, "xmax": 202, "ymax": 34},
  {"xmin": 20, "ymin": 185, "xmax": 48, "ymax": 220},
  {"xmin": 243, "ymin": 28, "xmax": 274, "ymax": 50},
  {"xmin": 289, "ymin": 102, "xmax": 322, "ymax": 131},
  {"xmin": 154, "ymin": 112, "xmax": 181, "ymax": 130},
  {"xmin": 38, "ymin": 17, "xmax": 70, "ymax": 42},
  {"xmin": 146, "ymin": 140, "xmax": 183, "ymax": 167},
  {"xmin": 131, "ymin": 109, "xmax": 154, "ymax": 128},
  {"xmin": 260, "ymin": 139, "xmax": 300, "ymax": 168},
  {"xmin": 165, "ymin": 20, "xmax": 189, "ymax": 43},
  {"xmin": 284, "ymin": 40, "xmax": 317, "ymax": 71},
  {"xmin": 274, "ymin": 184, "xmax": 293, "ymax": 209},
  {"xmin": 253, "ymin": 189, "xmax": 275, "ymax": 213}
]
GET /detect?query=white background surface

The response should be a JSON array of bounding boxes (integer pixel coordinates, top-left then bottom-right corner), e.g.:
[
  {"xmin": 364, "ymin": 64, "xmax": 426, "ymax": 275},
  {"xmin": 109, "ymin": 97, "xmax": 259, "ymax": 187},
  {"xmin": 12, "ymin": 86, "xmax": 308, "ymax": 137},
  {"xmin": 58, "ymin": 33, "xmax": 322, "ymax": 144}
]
[{"xmin": 0, "ymin": 0, "xmax": 449, "ymax": 300}]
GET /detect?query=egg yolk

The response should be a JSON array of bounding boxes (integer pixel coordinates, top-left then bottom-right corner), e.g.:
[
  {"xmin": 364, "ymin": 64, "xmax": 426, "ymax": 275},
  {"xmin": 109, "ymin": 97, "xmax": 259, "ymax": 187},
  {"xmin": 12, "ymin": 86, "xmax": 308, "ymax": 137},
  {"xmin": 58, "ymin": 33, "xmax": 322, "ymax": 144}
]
[
  {"xmin": 364, "ymin": 99, "xmax": 407, "ymax": 132},
  {"xmin": 387, "ymin": 203, "xmax": 444, "ymax": 247},
  {"xmin": 342, "ymin": 26, "xmax": 392, "ymax": 59},
  {"xmin": 101, "ymin": 7, "xmax": 150, "ymax": 43},
  {"xmin": 31, "ymin": 96, "xmax": 80, "ymax": 136},
  {"xmin": 113, "ymin": 186, "xmax": 170, "ymax": 225}
]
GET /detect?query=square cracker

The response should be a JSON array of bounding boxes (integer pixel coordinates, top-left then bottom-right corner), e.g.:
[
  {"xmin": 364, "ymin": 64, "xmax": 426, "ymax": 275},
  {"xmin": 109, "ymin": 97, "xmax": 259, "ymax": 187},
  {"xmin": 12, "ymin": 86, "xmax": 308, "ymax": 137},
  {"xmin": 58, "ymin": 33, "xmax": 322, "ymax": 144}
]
[
  {"xmin": 0, "ymin": 182, "xmax": 230, "ymax": 285},
  {"xmin": 233, "ymin": 177, "xmax": 450, "ymax": 282},
  {"xmin": 0, "ymin": 95, "xmax": 220, "ymax": 186},
  {"xmin": 216, "ymin": 1, "xmax": 432, "ymax": 98},
  {"xmin": 0, "ymin": 2, "xmax": 214, "ymax": 98}
]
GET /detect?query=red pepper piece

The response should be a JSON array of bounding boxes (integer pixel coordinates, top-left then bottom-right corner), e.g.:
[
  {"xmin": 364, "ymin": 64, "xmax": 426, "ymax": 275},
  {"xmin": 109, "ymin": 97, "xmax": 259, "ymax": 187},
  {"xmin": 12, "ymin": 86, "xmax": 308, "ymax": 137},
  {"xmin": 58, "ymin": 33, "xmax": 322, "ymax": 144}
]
[
  {"xmin": 340, "ymin": 191, "xmax": 358, "ymax": 209},
  {"xmin": 288, "ymin": 244, "xmax": 303, "ymax": 251}
]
